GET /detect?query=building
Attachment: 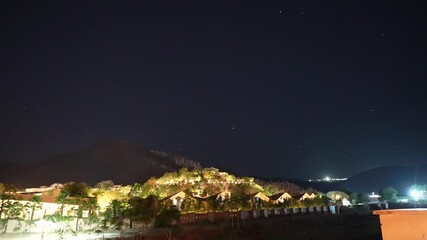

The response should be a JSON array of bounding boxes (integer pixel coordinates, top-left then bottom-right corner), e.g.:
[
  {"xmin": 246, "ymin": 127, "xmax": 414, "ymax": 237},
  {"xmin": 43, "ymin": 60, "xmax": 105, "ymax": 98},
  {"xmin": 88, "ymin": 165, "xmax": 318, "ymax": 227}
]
[{"xmin": 270, "ymin": 192, "xmax": 292, "ymax": 204}]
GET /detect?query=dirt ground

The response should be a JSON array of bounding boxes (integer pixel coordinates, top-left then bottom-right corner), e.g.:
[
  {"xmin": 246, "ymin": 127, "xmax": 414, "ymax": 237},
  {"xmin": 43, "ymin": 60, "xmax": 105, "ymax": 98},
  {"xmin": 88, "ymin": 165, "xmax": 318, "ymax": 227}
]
[{"xmin": 144, "ymin": 213, "xmax": 382, "ymax": 240}]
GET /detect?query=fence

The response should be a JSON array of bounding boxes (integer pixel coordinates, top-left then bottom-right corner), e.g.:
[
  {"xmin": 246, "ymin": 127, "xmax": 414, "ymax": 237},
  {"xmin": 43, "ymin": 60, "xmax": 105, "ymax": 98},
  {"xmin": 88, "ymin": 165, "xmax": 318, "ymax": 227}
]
[{"xmin": 179, "ymin": 205, "xmax": 338, "ymax": 224}]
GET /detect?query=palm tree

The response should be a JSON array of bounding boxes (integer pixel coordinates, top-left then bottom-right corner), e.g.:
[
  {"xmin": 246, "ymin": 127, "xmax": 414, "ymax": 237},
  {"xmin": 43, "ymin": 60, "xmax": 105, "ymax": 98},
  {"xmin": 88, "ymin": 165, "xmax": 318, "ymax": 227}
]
[
  {"xmin": 25, "ymin": 195, "xmax": 42, "ymax": 220},
  {"xmin": 0, "ymin": 183, "xmax": 16, "ymax": 220},
  {"xmin": 104, "ymin": 199, "xmax": 127, "ymax": 230},
  {"xmin": 0, "ymin": 193, "xmax": 11, "ymax": 220},
  {"xmin": 70, "ymin": 196, "xmax": 86, "ymax": 234},
  {"xmin": 86, "ymin": 197, "xmax": 98, "ymax": 217},
  {"xmin": 55, "ymin": 190, "xmax": 70, "ymax": 216},
  {"xmin": 126, "ymin": 196, "xmax": 156, "ymax": 229}
]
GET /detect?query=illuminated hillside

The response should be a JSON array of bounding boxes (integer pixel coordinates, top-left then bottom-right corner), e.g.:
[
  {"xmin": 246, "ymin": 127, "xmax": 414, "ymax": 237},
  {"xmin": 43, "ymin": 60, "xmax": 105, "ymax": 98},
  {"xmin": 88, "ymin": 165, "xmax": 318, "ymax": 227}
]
[{"xmin": 131, "ymin": 167, "xmax": 264, "ymax": 199}]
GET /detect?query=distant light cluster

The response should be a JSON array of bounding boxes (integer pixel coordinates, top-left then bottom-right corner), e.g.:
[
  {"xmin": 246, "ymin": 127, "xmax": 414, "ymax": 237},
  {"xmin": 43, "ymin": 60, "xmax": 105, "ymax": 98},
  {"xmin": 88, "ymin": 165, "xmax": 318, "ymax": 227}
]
[
  {"xmin": 409, "ymin": 188, "xmax": 426, "ymax": 201},
  {"xmin": 308, "ymin": 176, "xmax": 348, "ymax": 182}
]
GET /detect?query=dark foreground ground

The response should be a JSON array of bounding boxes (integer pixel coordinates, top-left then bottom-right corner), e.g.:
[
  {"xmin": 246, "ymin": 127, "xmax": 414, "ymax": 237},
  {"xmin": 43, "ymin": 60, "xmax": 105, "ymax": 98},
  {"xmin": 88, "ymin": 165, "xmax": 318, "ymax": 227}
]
[{"xmin": 144, "ymin": 213, "xmax": 382, "ymax": 240}]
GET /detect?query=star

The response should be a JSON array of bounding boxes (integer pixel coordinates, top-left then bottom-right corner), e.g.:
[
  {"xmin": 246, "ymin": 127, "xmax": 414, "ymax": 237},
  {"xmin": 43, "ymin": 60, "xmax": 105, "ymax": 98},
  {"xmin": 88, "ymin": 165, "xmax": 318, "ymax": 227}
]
[{"xmin": 231, "ymin": 126, "xmax": 236, "ymax": 130}]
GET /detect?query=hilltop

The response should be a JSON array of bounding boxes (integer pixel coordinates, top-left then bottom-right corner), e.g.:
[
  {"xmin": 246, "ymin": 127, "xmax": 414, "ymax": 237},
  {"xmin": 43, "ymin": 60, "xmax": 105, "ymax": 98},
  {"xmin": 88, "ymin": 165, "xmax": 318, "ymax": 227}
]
[
  {"xmin": 2, "ymin": 139, "xmax": 425, "ymax": 195},
  {"xmin": 0, "ymin": 140, "xmax": 202, "ymax": 187}
]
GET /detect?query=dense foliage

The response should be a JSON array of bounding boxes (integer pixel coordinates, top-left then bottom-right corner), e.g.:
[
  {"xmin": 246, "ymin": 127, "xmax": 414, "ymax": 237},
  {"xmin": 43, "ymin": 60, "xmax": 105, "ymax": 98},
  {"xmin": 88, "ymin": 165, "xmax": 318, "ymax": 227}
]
[
  {"xmin": 379, "ymin": 187, "xmax": 398, "ymax": 203},
  {"xmin": 0, "ymin": 168, "xmax": 332, "ymax": 234}
]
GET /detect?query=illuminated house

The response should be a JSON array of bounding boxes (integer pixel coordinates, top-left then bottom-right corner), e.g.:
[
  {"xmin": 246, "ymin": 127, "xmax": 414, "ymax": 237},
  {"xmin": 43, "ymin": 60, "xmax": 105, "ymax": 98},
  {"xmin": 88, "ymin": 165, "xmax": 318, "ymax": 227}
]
[
  {"xmin": 293, "ymin": 192, "xmax": 316, "ymax": 201},
  {"xmin": 216, "ymin": 190, "xmax": 231, "ymax": 201},
  {"xmin": 270, "ymin": 192, "xmax": 293, "ymax": 204},
  {"xmin": 165, "ymin": 189, "xmax": 233, "ymax": 211},
  {"xmin": 247, "ymin": 192, "xmax": 270, "ymax": 208},
  {"xmin": 342, "ymin": 197, "xmax": 351, "ymax": 206},
  {"xmin": 165, "ymin": 191, "xmax": 186, "ymax": 210}
]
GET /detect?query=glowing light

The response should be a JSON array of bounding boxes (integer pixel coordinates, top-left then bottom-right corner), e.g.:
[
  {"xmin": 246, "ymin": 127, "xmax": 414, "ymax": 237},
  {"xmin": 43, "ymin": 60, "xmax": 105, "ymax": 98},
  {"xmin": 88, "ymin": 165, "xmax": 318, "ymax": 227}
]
[
  {"xmin": 410, "ymin": 190, "xmax": 421, "ymax": 201},
  {"xmin": 309, "ymin": 177, "xmax": 348, "ymax": 182}
]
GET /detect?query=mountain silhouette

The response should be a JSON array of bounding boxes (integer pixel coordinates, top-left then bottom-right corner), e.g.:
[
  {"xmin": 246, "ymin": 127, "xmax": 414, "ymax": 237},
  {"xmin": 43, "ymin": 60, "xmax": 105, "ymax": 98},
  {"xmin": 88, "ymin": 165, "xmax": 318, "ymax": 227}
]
[
  {"xmin": 0, "ymin": 140, "xmax": 202, "ymax": 187},
  {"xmin": 339, "ymin": 165, "xmax": 427, "ymax": 194}
]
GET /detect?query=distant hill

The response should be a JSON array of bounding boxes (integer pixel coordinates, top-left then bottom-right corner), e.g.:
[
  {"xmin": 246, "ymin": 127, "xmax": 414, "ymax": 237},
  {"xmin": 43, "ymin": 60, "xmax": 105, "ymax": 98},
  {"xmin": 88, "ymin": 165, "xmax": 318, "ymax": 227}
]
[
  {"xmin": 254, "ymin": 176, "xmax": 339, "ymax": 193},
  {"xmin": 2, "ymin": 140, "xmax": 426, "ymax": 195},
  {"xmin": 0, "ymin": 140, "xmax": 202, "ymax": 187},
  {"xmin": 260, "ymin": 165, "xmax": 427, "ymax": 194},
  {"xmin": 339, "ymin": 165, "xmax": 427, "ymax": 194}
]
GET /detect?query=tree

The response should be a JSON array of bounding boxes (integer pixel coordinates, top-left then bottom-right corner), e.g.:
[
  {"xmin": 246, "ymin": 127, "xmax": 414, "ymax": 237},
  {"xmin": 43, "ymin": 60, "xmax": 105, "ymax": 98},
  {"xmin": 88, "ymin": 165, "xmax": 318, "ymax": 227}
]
[
  {"xmin": 0, "ymin": 183, "xmax": 16, "ymax": 220},
  {"xmin": 95, "ymin": 180, "xmax": 115, "ymax": 190},
  {"xmin": 228, "ymin": 191, "xmax": 249, "ymax": 211},
  {"xmin": 312, "ymin": 196, "xmax": 329, "ymax": 207},
  {"xmin": 55, "ymin": 190, "xmax": 70, "ymax": 216},
  {"xmin": 0, "ymin": 193, "xmax": 11, "ymax": 220},
  {"xmin": 327, "ymin": 191, "xmax": 349, "ymax": 204},
  {"xmin": 154, "ymin": 207, "xmax": 180, "ymax": 240},
  {"xmin": 349, "ymin": 192, "xmax": 359, "ymax": 205},
  {"xmin": 126, "ymin": 196, "xmax": 156, "ymax": 229},
  {"xmin": 25, "ymin": 195, "xmax": 42, "ymax": 220},
  {"xmin": 103, "ymin": 199, "xmax": 127, "ymax": 230},
  {"xmin": 2, "ymin": 201, "xmax": 24, "ymax": 233},
  {"xmin": 82, "ymin": 197, "xmax": 98, "ymax": 218},
  {"xmin": 69, "ymin": 196, "xmax": 95, "ymax": 233},
  {"xmin": 57, "ymin": 182, "xmax": 91, "ymax": 230},
  {"xmin": 354, "ymin": 193, "xmax": 368, "ymax": 204},
  {"xmin": 131, "ymin": 181, "xmax": 158, "ymax": 199},
  {"xmin": 279, "ymin": 198, "xmax": 297, "ymax": 208},
  {"xmin": 379, "ymin": 187, "xmax": 398, "ymax": 203},
  {"xmin": 299, "ymin": 198, "xmax": 313, "ymax": 208},
  {"xmin": 93, "ymin": 185, "xmax": 130, "ymax": 211},
  {"xmin": 63, "ymin": 183, "xmax": 89, "ymax": 198}
]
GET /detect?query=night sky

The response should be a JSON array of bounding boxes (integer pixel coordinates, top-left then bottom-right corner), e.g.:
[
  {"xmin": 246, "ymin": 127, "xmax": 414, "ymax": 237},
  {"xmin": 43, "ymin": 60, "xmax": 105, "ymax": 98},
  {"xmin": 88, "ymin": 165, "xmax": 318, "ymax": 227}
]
[{"xmin": 1, "ymin": 1, "xmax": 426, "ymax": 180}]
